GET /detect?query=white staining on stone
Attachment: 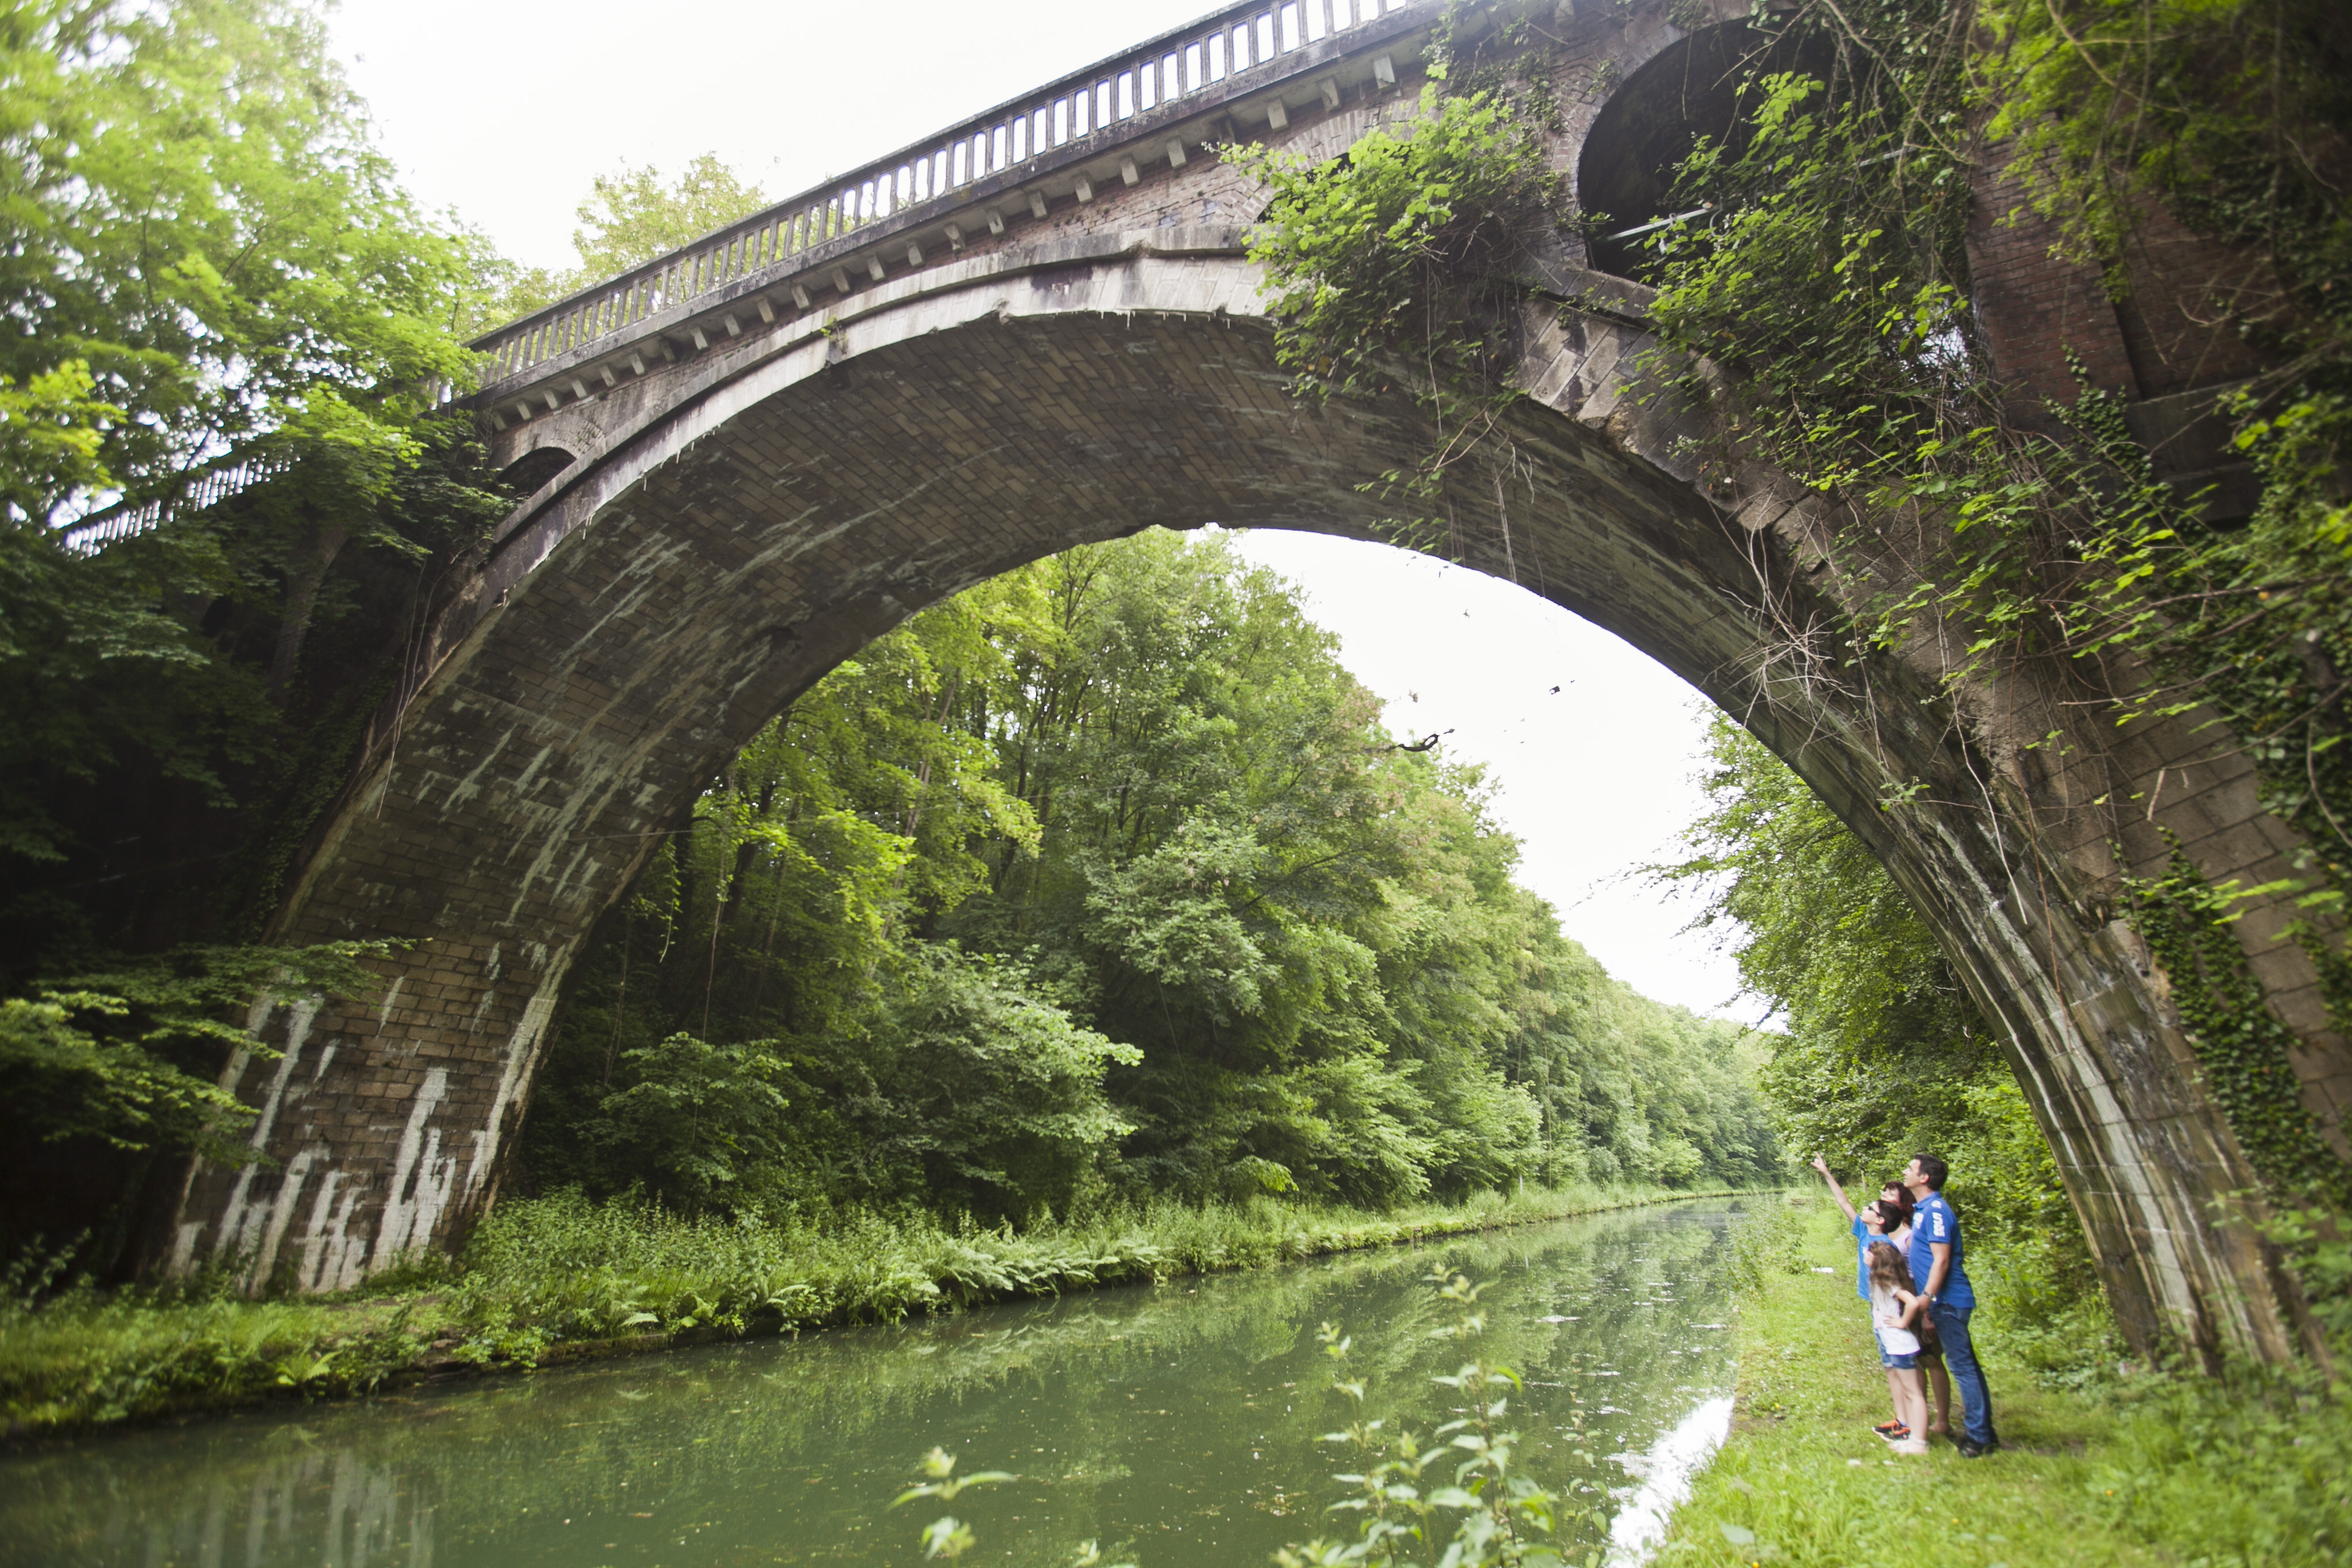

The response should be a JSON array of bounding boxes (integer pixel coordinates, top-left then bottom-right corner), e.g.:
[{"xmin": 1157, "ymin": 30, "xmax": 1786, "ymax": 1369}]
[
  {"xmin": 463, "ymin": 971, "xmax": 570, "ymax": 1211},
  {"xmin": 245, "ymin": 1148, "xmax": 320, "ymax": 1290},
  {"xmin": 208, "ymin": 995, "xmax": 323, "ymax": 1272},
  {"xmin": 297, "ymin": 1167, "xmax": 366, "ymax": 1294},
  {"xmin": 368, "ymin": 1067, "xmax": 454, "ymax": 1276}
]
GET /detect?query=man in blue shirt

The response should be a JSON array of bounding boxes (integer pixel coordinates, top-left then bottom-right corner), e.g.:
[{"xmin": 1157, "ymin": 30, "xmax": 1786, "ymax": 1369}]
[{"xmin": 1904, "ymin": 1151, "xmax": 1998, "ymax": 1456}]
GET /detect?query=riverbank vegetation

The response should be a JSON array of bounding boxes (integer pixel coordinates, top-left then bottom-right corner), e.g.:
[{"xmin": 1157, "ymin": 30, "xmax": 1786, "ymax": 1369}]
[
  {"xmin": 1660, "ymin": 1195, "xmax": 2350, "ymax": 1567},
  {"xmin": 0, "ymin": 1180, "xmax": 1739, "ymax": 1435}
]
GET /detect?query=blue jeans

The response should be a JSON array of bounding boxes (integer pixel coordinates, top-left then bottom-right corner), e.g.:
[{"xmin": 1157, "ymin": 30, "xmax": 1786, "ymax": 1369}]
[{"xmin": 1930, "ymin": 1301, "xmax": 1995, "ymax": 1445}]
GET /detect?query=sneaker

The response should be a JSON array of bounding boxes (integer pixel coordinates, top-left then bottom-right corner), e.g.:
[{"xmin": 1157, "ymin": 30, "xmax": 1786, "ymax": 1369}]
[
  {"xmin": 1955, "ymin": 1437, "xmax": 2001, "ymax": 1459},
  {"xmin": 1873, "ymin": 1420, "xmax": 1910, "ymax": 1441},
  {"xmin": 1893, "ymin": 1438, "xmax": 1930, "ymax": 1456}
]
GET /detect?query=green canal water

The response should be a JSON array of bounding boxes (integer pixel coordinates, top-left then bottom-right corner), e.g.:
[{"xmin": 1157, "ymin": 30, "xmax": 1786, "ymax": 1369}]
[{"xmin": 0, "ymin": 1199, "xmax": 1755, "ymax": 1568}]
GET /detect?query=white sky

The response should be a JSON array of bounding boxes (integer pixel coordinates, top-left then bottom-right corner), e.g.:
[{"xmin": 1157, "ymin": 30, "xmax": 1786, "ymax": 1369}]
[{"xmin": 328, "ymin": 0, "xmax": 1748, "ymax": 1016}]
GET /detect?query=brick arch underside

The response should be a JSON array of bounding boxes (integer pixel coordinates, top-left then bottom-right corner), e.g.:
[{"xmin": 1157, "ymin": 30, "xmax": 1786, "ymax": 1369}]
[{"xmin": 164, "ymin": 255, "xmax": 2282, "ymax": 1361}]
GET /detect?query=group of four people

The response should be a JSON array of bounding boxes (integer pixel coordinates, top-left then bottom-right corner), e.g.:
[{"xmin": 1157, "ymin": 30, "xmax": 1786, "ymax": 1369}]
[{"xmin": 1810, "ymin": 1152, "xmax": 1999, "ymax": 1459}]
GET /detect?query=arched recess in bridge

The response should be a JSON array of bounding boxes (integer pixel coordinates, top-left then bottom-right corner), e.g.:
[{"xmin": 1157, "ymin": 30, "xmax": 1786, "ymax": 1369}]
[
  {"xmin": 160, "ymin": 11, "xmax": 2339, "ymax": 1367},
  {"xmin": 1575, "ymin": 22, "xmax": 1833, "ymax": 280}
]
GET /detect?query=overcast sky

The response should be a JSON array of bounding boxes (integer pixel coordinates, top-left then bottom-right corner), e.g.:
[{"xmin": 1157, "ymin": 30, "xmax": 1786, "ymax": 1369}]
[{"xmin": 326, "ymin": 0, "xmax": 1751, "ymax": 1017}]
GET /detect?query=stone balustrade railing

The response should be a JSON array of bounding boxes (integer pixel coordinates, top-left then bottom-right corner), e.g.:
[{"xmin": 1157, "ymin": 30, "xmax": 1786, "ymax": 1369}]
[
  {"xmin": 55, "ymin": 452, "xmax": 295, "ymax": 556},
  {"xmin": 469, "ymin": 0, "xmax": 1427, "ymax": 415}
]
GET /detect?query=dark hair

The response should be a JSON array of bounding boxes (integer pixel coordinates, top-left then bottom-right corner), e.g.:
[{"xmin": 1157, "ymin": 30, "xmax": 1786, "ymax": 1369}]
[
  {"xmin": 1871, "ymin": 1195, "xmax": 1913, "ymax": 1232},
  {"xmin": 1911, "ymin": 1152, "xmax": 1949, "ymax": 1191},
  {"xmin": 1865, "ymin": 1240, "xmax": 1910, "ymax": 1294}
]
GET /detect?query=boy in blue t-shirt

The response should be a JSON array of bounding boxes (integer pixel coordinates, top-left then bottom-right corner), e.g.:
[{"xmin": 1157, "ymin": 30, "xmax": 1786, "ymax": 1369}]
[
  {"xmin": 1904, "ymin": 1151, "xmax": 1998, "ymax": 1456},
  {"xmin": 1808, "ymin": 1156, "xmax": 1912, "ymax": 1299}
]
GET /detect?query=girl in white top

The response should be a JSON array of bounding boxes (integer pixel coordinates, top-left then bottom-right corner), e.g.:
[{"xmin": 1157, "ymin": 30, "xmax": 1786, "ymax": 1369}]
[{"xmin": 1867, "ymin": 1239, "xmax": 1931, "ymax": 1455}]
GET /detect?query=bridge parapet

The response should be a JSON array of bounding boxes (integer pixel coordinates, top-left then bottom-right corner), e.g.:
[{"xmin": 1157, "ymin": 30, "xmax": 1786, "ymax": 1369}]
[{"xmin": 469, "ymin": 0, "xmax": 1430, "ymax": 429}]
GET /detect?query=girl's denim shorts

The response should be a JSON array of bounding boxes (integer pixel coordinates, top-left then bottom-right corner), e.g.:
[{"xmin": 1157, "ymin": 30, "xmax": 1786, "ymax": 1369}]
[{"xmin": 1879, "ymin": 1348, "xmax": 1920, "ymax": 1370}]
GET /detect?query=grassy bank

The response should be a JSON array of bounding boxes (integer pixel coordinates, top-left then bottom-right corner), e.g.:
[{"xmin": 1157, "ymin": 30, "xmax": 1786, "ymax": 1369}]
[
  {"xmin": 1662, "ymin": 1195, "xmax": 2351, "ymax": 1566},
  {"xmin": 0, "ymin": 1180, "xmax": 1747, "ymax": 1437}
]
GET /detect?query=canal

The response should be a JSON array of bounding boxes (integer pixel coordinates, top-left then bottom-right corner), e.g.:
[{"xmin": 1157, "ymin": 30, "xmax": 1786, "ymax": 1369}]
[{"xmin": 1, "ymin": 1199, "xmax": 1755, "ymax": 1567}]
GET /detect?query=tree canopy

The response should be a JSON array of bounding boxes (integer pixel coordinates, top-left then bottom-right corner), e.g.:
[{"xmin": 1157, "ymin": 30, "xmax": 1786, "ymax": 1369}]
[{"xmin": 522, "ymin": 531, "xmax": 1783, "ymax": 1221}]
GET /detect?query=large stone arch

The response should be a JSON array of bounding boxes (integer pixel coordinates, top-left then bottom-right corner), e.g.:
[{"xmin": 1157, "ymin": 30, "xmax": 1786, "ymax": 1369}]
[{"xmin": 156, "ymin": 2, "xmax": 2346, "ymax": 1366}]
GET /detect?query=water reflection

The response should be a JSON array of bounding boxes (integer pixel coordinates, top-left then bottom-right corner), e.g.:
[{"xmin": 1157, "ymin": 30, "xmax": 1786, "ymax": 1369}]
[{"xmin": 2, "ymin": 1199, "xmax": 1755, "ymax": 1568}]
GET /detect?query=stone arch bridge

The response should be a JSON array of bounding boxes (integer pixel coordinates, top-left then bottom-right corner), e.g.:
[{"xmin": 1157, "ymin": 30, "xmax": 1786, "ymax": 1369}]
[{"xmin": 165, "ymin": 0, "xmax": 2345, "ymax": 1361}]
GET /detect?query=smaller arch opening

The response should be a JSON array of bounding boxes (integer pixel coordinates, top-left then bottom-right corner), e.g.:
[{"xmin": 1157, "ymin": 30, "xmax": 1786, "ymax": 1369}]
[
  {"xmin": 499, "ymin": 446, "xmax": 578, "ymax": 497},
  {"xmin": 1577, "ymin": 24, "xmax": 1831, "ymax": 282}
]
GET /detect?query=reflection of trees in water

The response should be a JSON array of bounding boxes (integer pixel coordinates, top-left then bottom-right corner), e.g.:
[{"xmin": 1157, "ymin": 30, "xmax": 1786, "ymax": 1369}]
[{"xmin": 3, "ymin": 1202, "xmax": 1751, "ymax": 1568}]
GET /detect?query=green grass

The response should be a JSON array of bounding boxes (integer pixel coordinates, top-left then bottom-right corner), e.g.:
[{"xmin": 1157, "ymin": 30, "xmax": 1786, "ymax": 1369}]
[
  {"xmin": 1662, "ymin": 1195, "xmax": 2352, "ymax": 1567},
  {"xmin": 0, "ymin": 1179, "xmax": 1747, "ymax": 1437}
]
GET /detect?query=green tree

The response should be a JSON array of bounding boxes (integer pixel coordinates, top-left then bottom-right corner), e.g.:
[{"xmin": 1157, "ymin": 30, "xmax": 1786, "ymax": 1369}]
[
  {"xmin": 0, "ymin": 0, "xmax": 505, "ymax": 882},
  {"xmin": 525, "ymin": 528, "xmax": 1781, "ymax": 1220},
  {"xmin": 0, "ymin": 0, "xmax": 480, "ymax": 519}
]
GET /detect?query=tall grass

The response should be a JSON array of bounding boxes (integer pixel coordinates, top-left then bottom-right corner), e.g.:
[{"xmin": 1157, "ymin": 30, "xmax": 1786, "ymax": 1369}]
[{"xmin": 0, "ymin": 1180, "xmax": 1748, "ymax": 1435}]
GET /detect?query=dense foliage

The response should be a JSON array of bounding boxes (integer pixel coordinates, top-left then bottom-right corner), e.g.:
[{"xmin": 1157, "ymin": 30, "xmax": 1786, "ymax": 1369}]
[
  {"xmin": 0, "ymin": 0, "xmax": 525, "ymax": 1270},
  {"xmin": 0, "ymin": 0, "xmax": 509, "ymax": 911},
  {"xmin": 522, "ymin": 531, "xmax": 1782, "ymax": 1223},
  {"xmin": 1634, "ymin": 0, "xmax": 2352, "ymax": 883}
]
